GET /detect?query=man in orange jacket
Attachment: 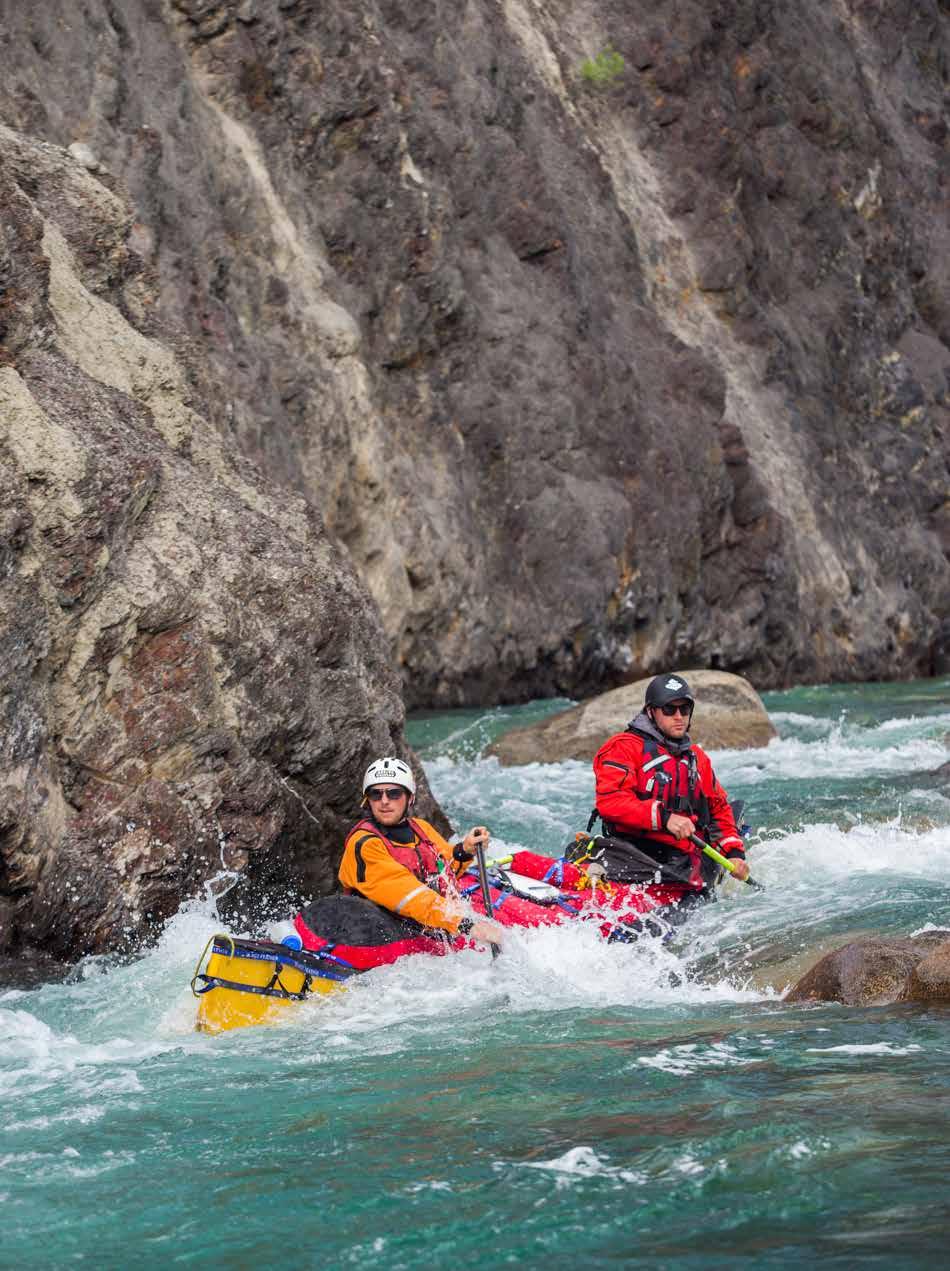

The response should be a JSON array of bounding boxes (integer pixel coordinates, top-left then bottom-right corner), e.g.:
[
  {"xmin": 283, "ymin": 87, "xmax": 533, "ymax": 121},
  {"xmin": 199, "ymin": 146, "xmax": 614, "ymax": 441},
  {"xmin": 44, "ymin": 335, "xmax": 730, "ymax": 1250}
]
[
  {"xmin": 593, "ymin": 674, "xmax": 750, "ymax": 892},
  {"xmin": 338, "ymin": 757, "xmax": 504, "ymax": 945}
]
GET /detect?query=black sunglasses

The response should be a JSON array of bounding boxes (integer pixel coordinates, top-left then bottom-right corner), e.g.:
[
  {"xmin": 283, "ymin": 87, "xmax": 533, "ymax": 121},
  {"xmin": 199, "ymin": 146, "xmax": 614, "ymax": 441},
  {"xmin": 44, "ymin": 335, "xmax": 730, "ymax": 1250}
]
[
  {"xmin": 367, "ymin": 786, "xmax": 407, "ymax": 801},
  {"xmin": 658, "ymin": 702, "xmax": 692, "ymax": 717}
]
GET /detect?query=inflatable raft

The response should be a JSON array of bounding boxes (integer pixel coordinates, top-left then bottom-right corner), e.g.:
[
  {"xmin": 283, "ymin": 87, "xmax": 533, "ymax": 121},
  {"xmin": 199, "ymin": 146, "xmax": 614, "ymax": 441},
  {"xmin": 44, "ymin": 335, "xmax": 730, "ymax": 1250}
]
[{"xmin": 192, "ymin": 840, "xmax": 711, "ymax": 1033}]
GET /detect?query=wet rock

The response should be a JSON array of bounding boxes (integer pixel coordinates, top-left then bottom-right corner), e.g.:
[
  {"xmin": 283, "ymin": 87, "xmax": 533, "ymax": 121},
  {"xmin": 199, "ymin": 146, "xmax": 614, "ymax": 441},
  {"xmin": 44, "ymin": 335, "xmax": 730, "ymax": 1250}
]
[
  {"xmin": 0, "ymin": 1, "xmax": 944, "ymax": 706},
  {"xmin": 0, "ymin": 125, "xmax": 444, "ymax": 962},
  {"xmin": 487, "ymin": 670, "xmax": 775, "ymax": 767},
  {"xmin": 907, "ymin": 940, "xmax": 950, "ymax": 1003},
  {"xmin": 0, "ymin": 952, "xmax": 71, "ymax": 990},
  {"xmin": 786, "ymin": 932, "xmax": 950, "ymax": 1006}
]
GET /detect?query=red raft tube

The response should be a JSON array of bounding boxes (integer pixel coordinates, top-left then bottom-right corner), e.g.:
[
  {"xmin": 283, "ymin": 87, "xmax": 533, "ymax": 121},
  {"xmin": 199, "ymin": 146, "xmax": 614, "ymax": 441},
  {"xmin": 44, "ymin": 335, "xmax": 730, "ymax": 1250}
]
[
  {"xmin": 194, "ymin": 841, "xmax": 708, "ymax": 1031},
  {"xmin": 293, "ymin": 841, "xmax": 701, "ymax": 971},
  {"xmin": 457, "ymin": 848, "xmax": 696, "ymax": 941}
]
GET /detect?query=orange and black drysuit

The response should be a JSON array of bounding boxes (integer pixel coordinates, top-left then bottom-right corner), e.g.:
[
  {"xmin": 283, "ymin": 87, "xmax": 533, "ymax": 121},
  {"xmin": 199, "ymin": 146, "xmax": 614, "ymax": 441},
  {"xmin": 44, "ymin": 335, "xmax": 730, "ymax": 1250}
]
[
  {"xmin": 593, "ymin": 712, "xmax": 745, "ymax": 891},
  {"xmin": 337, "ymin": 816, "xmax": 471, "ymax": 936}
]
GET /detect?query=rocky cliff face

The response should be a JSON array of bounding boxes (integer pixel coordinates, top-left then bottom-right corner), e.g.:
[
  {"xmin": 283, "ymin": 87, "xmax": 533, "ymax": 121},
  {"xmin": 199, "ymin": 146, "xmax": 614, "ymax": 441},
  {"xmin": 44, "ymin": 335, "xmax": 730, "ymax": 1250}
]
[
  {"xmin": 9, "ymin": 0, "xmax": 950, "ymax": 704},
  {"xmin": 1, "ymin": 1, "xmax": 946, "ymax": 709},
  {"xmin": 0, "ymin": 125, "xmax": 443, "ymax": 962}
]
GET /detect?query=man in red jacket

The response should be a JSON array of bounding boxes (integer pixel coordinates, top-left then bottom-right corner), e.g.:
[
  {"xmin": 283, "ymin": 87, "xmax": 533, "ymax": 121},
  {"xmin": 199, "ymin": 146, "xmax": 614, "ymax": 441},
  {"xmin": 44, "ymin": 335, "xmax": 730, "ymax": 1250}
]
[{"xmin": 593, "ymin": 673, "xmax": 749, "ymax": 893}]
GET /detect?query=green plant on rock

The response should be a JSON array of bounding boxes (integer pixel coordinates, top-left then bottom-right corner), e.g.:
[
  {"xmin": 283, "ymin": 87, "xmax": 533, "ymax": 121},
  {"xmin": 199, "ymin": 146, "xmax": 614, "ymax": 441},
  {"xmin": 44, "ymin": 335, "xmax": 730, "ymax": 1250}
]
[{"xmin": 579, "ymin": 47, "xmax": 625, "ymax": 88}]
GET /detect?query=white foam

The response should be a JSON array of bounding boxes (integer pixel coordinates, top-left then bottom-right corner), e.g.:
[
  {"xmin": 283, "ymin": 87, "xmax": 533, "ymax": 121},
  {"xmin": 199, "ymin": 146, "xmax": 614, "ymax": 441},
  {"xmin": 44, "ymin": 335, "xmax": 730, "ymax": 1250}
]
[
  {"xmin": 876, "ymin": 713, "xmax": 950, "ymax": 734},
  {"xmin": 0, "ymin": 1146, "xmax": 137, "ymax": 1182},
  {"xmin": 518, "ymin": 1145, "xmax": 647, "ymax": 1188},
  {"xmin": 714, "ymin": 731, "xmax": 948, "ymax": 785},
  {"xmin": 636, "ymin": 1039, "xmax": 758, "ymax": 1076},
  {"xmin": 770, "ymin": 712, "xmax": 836, "ymax": 732},
  {"xmin": 756, "ymin": 820, "xmax": 950, "ymax": 882},
  {"xmin": 671, "ymin": 1153, "xmax": 709, "ymax": 1177},
  {"xmin": 806, "ymin": 1043, "xmax": 923, "ymax": 1056},
  {"xmin": 498, "ymin": 796, "xmax": 570, "ymax": 830},
  {"xmin": 6, "ymin": 1103, "xmax": 106, "ymax": 1133},
  {"xmin": 0, "ymin": 887, "xmax": 228, "ymax": 1097},
  {"xmin": 424, "ymin": 754, "xmax": 591, "ymax": 835},
  {"xmin": 0, "ymin": 1006, "xmax": 169, "ymax": 1097},
  {"xmin": 248, "ymin": 915, "xmax": 768, "ymax": 1065},
  {"xmin": 785, "ymin": 1137, "xmax": 832, "ymax": 1159}
]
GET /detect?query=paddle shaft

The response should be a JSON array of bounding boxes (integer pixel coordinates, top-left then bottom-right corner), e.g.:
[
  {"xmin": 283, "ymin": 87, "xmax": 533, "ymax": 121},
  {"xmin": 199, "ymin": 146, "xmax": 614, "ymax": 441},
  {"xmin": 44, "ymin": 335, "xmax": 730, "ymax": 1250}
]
[
  {"xmin": 474, "ymin": 840, "xmax": 501, "ymax": 958},
  {"xmin": 690, "ymin": 834, "xmax": 765, "ymax": 891}
]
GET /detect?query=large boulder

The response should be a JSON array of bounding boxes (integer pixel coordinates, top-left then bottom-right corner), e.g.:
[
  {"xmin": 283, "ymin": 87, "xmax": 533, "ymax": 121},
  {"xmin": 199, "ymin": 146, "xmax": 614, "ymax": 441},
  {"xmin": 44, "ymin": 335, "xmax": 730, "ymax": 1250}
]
[
  {"xmin": 0, "ymin": 126, "xmax": 442, "ymax": 963},
  {"xmin": 786, "ymin": 932, "xmax": 950, "ymax": 1006},
  {"xmin": 487, "ymin": 670, "xmax": 776, "ymax": 766}
]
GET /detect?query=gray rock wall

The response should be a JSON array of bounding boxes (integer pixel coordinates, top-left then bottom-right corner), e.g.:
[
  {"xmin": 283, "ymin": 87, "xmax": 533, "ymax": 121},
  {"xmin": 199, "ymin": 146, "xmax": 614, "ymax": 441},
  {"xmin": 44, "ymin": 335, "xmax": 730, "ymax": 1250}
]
[
  {"xmin": 0, "ymin": 125, "xmax": 440, "ymax": 961},
  {"xmin": 1, "ymin": 1, "xmax": 946, "ymax": 708}
]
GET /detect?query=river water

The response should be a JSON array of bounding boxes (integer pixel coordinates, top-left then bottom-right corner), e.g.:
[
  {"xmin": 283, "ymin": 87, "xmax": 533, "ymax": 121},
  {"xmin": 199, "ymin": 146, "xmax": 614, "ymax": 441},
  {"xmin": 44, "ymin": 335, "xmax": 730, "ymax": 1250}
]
[{"xmin": 2, "ymin": 679, "xmax": 949, "ymax": 1268}]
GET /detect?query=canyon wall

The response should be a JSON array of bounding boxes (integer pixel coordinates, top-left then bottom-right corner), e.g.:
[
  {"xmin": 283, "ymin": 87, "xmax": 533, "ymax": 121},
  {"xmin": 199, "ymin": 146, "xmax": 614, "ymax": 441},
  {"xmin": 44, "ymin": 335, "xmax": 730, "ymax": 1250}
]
[
  {"xmin": 1, "ymin": 1, "xmax": 948, "ymax": 959},
  {"xmin": 2, "ymin": 0, "xmax": 946, "ymax": 710},
  {"xmin": 0, "ymin": 124, "xmax": 439, "ymax": 962}
]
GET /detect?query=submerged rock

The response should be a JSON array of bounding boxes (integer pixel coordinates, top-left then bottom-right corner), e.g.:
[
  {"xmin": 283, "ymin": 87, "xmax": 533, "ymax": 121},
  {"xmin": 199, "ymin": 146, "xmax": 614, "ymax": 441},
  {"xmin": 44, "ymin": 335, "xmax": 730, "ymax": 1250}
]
[
  {"xmin": 487, "ymin": 670, "xmax": 775, "ymax": 766},
  {"xmin": 786, "ymin": 932, "xmax": 950, "ymax": 1006},
  {"xmin": 0, "ymin": 126, "xmax": 442, "ymax": 962}
]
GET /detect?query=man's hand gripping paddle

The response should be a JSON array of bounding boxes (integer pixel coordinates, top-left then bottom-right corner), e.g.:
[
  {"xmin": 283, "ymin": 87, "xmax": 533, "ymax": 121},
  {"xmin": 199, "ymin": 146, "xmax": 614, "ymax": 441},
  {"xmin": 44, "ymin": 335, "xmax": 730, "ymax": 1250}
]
[{"xmin": 690, "ymin": 834, "xmax": 765, "ymax": 891}]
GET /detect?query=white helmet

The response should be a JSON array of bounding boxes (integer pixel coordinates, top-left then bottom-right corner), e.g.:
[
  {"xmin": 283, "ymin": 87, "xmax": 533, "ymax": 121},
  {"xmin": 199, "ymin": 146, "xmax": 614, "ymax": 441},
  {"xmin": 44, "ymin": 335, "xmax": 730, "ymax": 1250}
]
[{"xmin": 362, "ymin": 756, "xmax": 416, "ymax": 797}]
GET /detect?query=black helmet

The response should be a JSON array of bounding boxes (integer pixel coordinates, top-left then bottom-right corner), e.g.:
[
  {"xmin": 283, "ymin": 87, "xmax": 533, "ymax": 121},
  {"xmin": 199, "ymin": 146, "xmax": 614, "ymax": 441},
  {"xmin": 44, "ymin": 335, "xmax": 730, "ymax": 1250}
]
[{"xmin": 644, "ymin": 673, "xmax": 695, "ymax": 711}]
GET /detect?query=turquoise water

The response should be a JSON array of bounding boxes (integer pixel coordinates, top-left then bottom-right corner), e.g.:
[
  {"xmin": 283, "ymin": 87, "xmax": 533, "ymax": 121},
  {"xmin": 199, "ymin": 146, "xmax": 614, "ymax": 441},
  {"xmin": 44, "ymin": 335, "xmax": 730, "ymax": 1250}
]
[{"xmin": 2, "ymin": 680, "xmax": 949, "ymax": 1268}]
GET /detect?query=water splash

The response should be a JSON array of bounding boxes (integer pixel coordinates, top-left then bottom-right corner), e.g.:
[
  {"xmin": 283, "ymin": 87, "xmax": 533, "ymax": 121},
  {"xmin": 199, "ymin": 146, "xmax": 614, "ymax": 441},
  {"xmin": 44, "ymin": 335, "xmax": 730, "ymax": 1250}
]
[{"xmin": 3, "ymin": 680, "xmax": 950, "ymax": 1266}]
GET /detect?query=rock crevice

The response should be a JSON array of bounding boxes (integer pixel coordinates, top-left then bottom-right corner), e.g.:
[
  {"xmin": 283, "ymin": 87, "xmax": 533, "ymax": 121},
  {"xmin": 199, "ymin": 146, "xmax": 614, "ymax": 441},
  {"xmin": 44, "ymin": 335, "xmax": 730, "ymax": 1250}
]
[{"xmin": 0, "ymin": 127, "xmax": 439, "ymax": 961}]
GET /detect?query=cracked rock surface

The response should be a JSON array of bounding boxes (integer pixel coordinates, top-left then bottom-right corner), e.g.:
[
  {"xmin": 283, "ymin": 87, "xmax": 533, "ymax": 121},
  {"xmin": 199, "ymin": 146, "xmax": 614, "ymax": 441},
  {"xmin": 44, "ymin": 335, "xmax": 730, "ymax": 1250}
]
[
  {"xmin": 1, "ymin": 2, "xmax": 949, "ymax": 961},
  {"xmin": 1, "ymin": 0, "xmax": 946, "ymax": 708},
  {"xmin": 0, "ymin": 126, "xmax": 441, "ymax": 961}
]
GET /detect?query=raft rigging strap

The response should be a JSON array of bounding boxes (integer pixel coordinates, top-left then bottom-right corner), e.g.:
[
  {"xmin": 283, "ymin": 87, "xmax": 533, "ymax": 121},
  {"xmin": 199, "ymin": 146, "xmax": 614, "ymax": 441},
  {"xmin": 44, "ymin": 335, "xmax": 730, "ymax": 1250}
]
[
  {"xmin": 191, "ymin": 968, "xmax": 316, "ymax": 1000},
  {"xmin": 189, "ymin": 933, "xmax": 353, "ymax": 1000},
  {"xmin": 190, "ymin": 933, "xmax": 228, "ymax": 997}
]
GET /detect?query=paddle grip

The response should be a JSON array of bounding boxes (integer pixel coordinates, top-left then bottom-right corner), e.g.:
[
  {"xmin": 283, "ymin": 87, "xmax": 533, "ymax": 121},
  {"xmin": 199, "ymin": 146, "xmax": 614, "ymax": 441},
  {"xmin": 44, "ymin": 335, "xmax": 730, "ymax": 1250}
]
[{"xmin": 690, "ymin": 834, "xmax": 764, "ymax": 891}]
